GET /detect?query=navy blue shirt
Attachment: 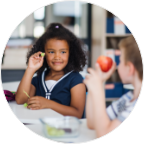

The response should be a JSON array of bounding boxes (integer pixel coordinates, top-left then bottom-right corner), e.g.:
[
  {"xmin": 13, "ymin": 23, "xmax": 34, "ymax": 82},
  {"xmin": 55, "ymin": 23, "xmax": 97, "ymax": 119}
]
[{"xmin": 31, "ymin": 70, "xmax": 85, "ymax": 108}]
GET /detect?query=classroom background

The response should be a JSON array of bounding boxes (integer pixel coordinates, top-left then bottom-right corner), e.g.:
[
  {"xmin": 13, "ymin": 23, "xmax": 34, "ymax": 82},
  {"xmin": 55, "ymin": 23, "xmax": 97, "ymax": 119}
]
[{"xmin": 1, "ymin": 1, "xmax": 133, "ymax": 106}]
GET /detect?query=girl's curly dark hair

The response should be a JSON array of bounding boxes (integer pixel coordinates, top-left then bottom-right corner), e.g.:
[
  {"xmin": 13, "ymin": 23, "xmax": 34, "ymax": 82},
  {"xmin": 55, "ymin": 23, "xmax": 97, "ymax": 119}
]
[{"xmin": 26, "ymin": 23, "xmax": 87, "ymax": 75}]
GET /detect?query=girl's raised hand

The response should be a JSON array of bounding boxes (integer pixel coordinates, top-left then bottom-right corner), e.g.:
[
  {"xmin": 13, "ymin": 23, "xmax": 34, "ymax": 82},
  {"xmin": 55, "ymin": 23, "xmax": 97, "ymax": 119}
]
[{"xmin": 28, "ymin": 52, "xmax": 45, "ymax": 71}]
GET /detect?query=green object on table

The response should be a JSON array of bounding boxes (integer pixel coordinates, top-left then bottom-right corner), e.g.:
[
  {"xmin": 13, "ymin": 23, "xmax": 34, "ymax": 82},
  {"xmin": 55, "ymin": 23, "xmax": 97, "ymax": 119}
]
[
  {"xmin": 46, "ymin": 125, "xmax": 65, "ymax": 137},
  {"xmin": 11, "ymin": 91, "xmax": 15, "ymax": 94},
  {"xmin": 23, "ymin": 90, "xmax": 30, "ymax": 98},
  {"xmin": 41, "ymin": 53, "xmax": 45, "ymax": 57},
  {"xmin": 23, "ymin": 90, "xmax": 29, "ymax": 108},
  {"xmin": 24, "ymin": 103, "xmax": 28, "ymax": 107}
]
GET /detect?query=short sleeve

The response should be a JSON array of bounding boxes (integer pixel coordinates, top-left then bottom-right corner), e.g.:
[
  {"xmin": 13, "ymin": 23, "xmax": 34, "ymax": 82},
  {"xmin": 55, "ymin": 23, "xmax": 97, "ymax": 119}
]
[
  {"xmin": 117, "ymin": 115, "xmax": 125, "ymax": 122},
  {"xmin": 106, "ymin": 91, "xmax": 136, "ymax": 122},
  {"xmin": 31, "ymin": 76, "xmax": 37, "ymax": 88},
  {"xmin": 117, "ymin": 99, "xmax": 137, "ymax": 122},
  {"xmin": 69, "ymin": 72, "xmax": 83, "ymax": 89}
]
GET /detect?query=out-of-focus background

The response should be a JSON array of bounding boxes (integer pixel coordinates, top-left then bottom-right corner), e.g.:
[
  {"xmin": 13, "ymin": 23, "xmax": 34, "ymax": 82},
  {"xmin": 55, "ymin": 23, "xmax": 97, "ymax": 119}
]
[{"xmin": 1, "ymin": 1, "xmax": 132, "ymax": 105}]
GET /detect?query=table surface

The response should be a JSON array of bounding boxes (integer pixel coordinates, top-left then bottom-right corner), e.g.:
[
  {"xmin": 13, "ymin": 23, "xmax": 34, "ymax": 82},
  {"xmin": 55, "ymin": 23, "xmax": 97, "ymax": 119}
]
[
  {"xmin": 2, "ymin": 81, "xmax": 20, "ymax": 91},
  {"xmin": 9, "ymin": 101, "xmax": 63, "ymax": 124},
  {"xmin": 8, "ymin": 101, "xmax": 96, "ymax": 143}
]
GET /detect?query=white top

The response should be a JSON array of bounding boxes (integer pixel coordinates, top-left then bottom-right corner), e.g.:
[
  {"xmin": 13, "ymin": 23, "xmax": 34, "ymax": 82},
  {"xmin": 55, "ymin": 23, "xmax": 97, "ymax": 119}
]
[
  {"xmin": 106, "ymin": 91, "xmax": 137, "ymax": 122},
  {"xmin": 45, "ymin": 80, "xmax": 57, "ymax": 90}
]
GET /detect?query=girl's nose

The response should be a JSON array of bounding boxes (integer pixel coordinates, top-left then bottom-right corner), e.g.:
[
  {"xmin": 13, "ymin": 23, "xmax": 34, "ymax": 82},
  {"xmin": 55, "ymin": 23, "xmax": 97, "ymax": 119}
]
[{"xmin": 54, "ymin": 52, "xmax": 60, "ymax": 59}]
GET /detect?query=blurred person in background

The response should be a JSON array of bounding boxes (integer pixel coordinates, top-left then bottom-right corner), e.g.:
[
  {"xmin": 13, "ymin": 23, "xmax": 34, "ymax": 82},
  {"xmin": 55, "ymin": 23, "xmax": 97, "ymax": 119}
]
[{"xmin": 84, "ymin": 36, "xmax": 143, "ymax": 137}]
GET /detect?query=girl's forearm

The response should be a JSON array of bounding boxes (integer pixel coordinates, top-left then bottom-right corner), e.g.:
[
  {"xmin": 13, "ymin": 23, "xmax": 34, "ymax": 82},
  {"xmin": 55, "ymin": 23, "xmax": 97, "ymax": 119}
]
[
  {"xmin": 46, "ymin": 100, "xmax": 83, "ymax": 119},
  {"xmin": 15, "ymin": 68, "xmax": 35, "ymax": 104}
]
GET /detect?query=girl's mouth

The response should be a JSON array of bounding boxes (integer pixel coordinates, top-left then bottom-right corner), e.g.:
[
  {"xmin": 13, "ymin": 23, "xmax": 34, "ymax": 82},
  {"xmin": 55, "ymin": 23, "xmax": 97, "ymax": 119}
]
[{"xmin": 53, "ymin": 62, "xmax": 62, "ymax": 65}]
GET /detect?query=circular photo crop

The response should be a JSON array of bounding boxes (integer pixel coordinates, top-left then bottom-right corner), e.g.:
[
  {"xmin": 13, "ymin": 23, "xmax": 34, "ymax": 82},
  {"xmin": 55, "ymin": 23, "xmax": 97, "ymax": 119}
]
[{"xmin": 1, "ymin": 0, "xmax": 143, "ymax": 143}]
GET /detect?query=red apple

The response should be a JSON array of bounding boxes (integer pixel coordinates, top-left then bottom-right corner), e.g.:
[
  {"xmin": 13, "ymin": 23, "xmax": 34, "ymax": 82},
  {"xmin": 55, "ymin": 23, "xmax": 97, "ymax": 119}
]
[{"xmin": 97, "ymin": 56, "xmax": 113, "ymax": 72}]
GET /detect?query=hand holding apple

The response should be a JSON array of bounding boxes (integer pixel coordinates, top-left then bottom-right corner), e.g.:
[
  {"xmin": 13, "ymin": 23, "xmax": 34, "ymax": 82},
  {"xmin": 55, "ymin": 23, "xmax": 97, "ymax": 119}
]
[
  {"xmin": 96, "ymin": 56, "xmax": 116, "ymax": 82},
  {"xmin": 96, "ymin": 56, "xmax": 113, "ymax": 72},
  {"xmin": 84, "ymin": 57, "xmax": 116, "ymax": 93}
]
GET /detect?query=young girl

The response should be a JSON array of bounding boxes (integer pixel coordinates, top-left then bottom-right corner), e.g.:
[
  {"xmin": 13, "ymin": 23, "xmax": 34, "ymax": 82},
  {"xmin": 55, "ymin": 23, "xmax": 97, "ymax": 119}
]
[{"xmin": 15, "ymin": 23, "xmax": 87, "ymax": 119}]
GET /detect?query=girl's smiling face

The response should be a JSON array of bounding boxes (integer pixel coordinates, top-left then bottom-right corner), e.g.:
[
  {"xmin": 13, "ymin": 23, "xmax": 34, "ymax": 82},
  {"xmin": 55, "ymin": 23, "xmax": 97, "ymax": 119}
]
[{"xmin": 44, "ymin": 38, "xmax": 69, "ymax": 72}]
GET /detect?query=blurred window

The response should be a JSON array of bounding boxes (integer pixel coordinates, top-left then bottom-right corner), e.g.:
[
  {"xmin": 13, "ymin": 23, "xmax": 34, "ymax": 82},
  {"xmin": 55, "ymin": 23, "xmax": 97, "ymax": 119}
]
[
  {"xmin": 34, "ymin": 22, "xmax": 45, "ymax": 38},
  {"xmin": 34, "ymin": 7, "xmax": 45, "ymax": 20},
  {"xmin": 19, "ymin": 23, "xmax": 26, "ymax": 38},
  {"xmin": 33, "ymin": 7, "xmax": 46, "ymax": 38}
]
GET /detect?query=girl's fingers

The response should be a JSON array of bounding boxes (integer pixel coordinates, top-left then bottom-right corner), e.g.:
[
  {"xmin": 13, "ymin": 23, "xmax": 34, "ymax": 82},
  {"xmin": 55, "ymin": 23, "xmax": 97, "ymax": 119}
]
[
  {"xmin": 32, "ymin": 51, "xmax": 43, "ymax": 58},
  {"xmin": 36, "ymin": 51, "xmax": 43, "ymax": 55},
  {"xmin": 28, "ymin": 96, "xmax": 40, "ymax": 102},
  {"xmin": 34, "ymin": 55, "xmax": 44, "ymax": 63},
  {"xmin": 27, "ymin": 100, "xmax": 39, "ymax": 108},
  {"xmin": 28, "ymin": 107, "xmax": 40, "ymax": 110},
  {"xmin": 34, "ymin": 57, "xmax": 43, "ymax": 64},
  {"xmin": 28, "ymin": 104, "xmax": 39, "ymax": 109},
  {"xmin": 33, "ymin": 55, "xmax": 39, "ymax": 59},
  {"xmin": 39, "ymin": 56, "xmax": 44, "ymax": 62},
  {"xmin": 33, "ymin": 53, "xmax": 39, "ymax": 57},
  {"xmin": 31, "ymin": 107, "xmax": 40, "ymax": 110},
  {"xmin": 28, "ymin": 96, "xmax": 38, "ymax": 101},
  {"xmin": 27, "ymin": 100, "xmax": 36, "ymax": 105},
  {"xmin": 27, "ymin": 98, "xmax": 39, "ymax": 105},
  {"xmin": 32, "ymin": 55, "xmax": 39, "ymax": 61},
  {"xmin": 37, "ymin": 51, "xmax": 45, "ymax": 58}
]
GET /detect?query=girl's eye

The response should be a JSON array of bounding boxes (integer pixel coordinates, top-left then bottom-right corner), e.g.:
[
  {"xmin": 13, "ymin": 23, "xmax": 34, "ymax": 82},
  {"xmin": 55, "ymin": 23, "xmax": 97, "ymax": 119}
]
[
  {"xmin": 48, "ymin": 51, "xmax": 54, "ymax": 54},
  {"xmin": 61, "ymin": 51, "xmax": 66, "ymax": 54}
]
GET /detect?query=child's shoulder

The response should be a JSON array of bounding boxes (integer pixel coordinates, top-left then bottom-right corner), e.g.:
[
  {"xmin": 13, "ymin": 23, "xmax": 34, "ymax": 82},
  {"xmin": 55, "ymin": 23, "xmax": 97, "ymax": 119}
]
[
  {"xmin": 66, "ymin": 71, "xmax": 84, "ymax": 88},
  {"xmin": 49, "ymin": 71, "xmax": 84, "ymax": 89},
  {"xmin": 33, "ymin": 72, "xmax": 43, "ymax": 78},
  {"xmin": 68, "ymin": 71, "xmax": 83, "ymax": 80},
  {"xmin": 112, "ymin": 91, "xmax": 136, "ymax": 110},
  {"xmin": 119, "ymin": 91, "xmax": 134, "ymax": 101},
  {"xmin": 32, "ymin": 72, "xmax": 43, "ymax": 82}
]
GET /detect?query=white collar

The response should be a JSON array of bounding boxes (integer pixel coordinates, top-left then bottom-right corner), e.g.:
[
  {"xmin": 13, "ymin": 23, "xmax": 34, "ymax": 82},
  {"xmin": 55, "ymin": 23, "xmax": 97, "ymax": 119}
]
[{"xmin": 42, "ymin": 71, "xmax": 73, "ymax": 93}]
